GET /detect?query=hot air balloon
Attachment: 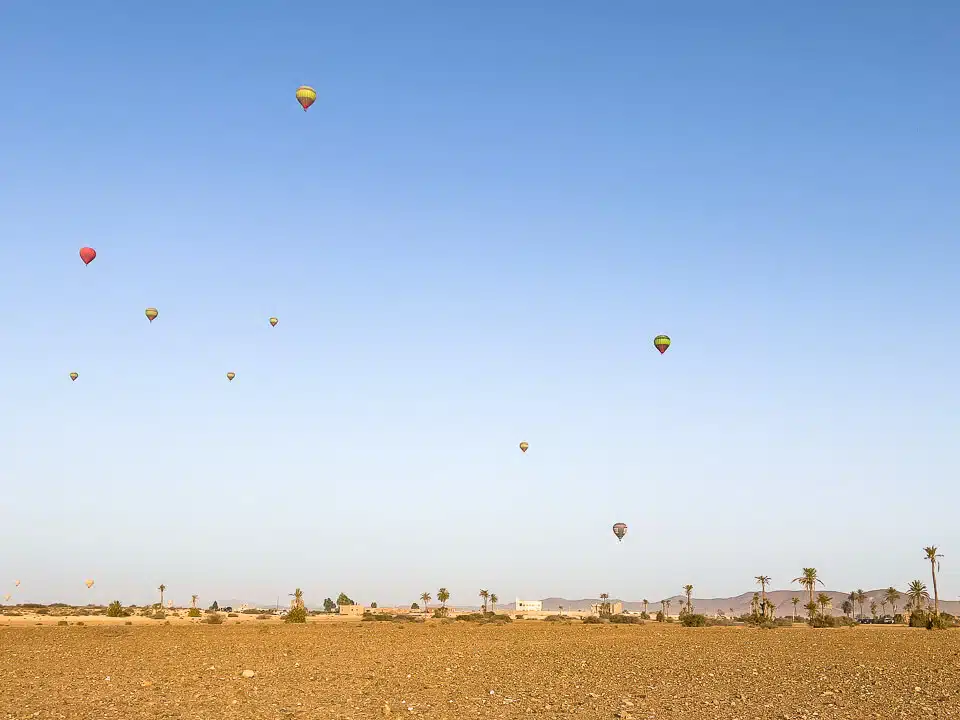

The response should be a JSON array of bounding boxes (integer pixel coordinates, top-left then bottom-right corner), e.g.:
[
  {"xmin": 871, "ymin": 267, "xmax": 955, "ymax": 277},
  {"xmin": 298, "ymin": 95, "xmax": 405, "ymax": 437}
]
[
  {"xmin": 613, "ymin": 523, "xmax": 627, "ymax": 541},
  {"xmin": 296, "ymin": 86, "xmax": 317, "ymax": 112},
  {"xmin": 14, "ymin": 580, "xmax": 20, "ymax": 587},
  {"xmin": 79, "ymin": 247, "xmax": 96, "ymax": 265},
  {"xmin": 269, "ymin": 317, "xmax": 278, "ymax": 327},
  {"xmin": 3, "ymin": 594, "xmax": 10, "ymax": 602},
  {"xmin": 145, "ymin": 308, "xmax": 158, "ymax": 322},
  {"xmin": 519, "ymin": 441, "xmax": 529, "ymax": 453},
  {"xmin": 85, "ymin": 579, "xmax": 94, "ymax": 589},
  {"xmin": 69, "ymin": 372, "xmax": 78, "ymax": 382},
  {"xmin": 226, "ymin": 372, "xmax": 236, "ymax": 382},
  {"xmin": 654, "ymin": 335, "xmax": 671, "ymax": 354}
]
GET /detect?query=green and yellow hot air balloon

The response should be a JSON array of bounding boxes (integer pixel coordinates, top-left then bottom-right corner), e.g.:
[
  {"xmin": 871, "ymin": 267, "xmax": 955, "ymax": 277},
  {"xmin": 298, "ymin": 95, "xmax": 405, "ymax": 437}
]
[
  {"xmin": 269, "ymin": 317, "xmax": 278, "ymax": 327},
  {"xmin": 69, "ymin": 372, "xmax": 78, "ymax": 382},
  {"xmin": 654, "ymin": 334, "xmax": 670, "ymax": 354}
]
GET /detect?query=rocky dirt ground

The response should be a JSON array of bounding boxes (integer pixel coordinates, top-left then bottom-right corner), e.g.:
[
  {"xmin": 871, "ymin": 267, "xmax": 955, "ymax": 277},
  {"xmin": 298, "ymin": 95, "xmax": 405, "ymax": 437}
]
[{"xmin": 1, "ymin": 621, "xmax": 958, "ymax": 719}]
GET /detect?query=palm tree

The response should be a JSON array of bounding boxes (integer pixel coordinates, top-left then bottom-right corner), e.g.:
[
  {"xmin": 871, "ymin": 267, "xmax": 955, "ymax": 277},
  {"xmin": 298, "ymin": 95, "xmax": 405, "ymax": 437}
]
[
  {"xmin": 804, "ymin": 601, "xmax": 818, "ymax": 620},
  {"xmin": 854, "ymin": 589, "xmax": 867, "ymax": 619},
  {"xmin": 792, "ymin": 568, "xmax": 823, "ymax": 610},
  {"xmin": 420, "ymin": 592, "xmax": 431, "ymax": 613},
  {"xmin": 879, "ymin": 598, "xmax": 887, "ymax": 616},
  {"xmin": 479, "ymin": 589, "xmax": 489, "ymax": 613},
  {"xmin": 664, "ymin": 599, "xmax": 672, "ymax": 616},
  {"xmin": 870, "ymin": 601, "xmax": 878, "ymax": 619},
  {"xmin": 791, "ymin": 597, "xmax": 800, "ymax": 621},
  {"xmin": 755, "ymin": 576, "xmax": 771, "ymax": 614},
  {"xmin": 885, "ymin": 587, "xmax": 901, "ymax": 615},
  {"xmin": 558, "ymin": 604, "xmax": 563, "ymax": 616},
  {"xmin": 816, "ymin": 593, "xmax": 831, "ymax": 617},
  {"xmin": 489, "ymin": 593, "xmax": 498, "ymax": 612},
  {"xmin": 437, "ymin": 588, "xmax": 450, "ymax": 613},
  {"xmin": 599, "ymin": 592, "xmax": 610, "ymax": 616},
  {"xmin": 847, "ymin": 591, "xmax": 857, "ymax": 616},
  {"xmin": 841, "ymin": 599, "xmax": 853, "ymax": 617},
  {"xmin": 660, "ymin": 600, "xmax": 666, "ymax": 616},
  {"xmin": 907, "ymin": 580, "xmax": 928, "ymax": 612},
  {"xmin": 642, "ymin": 599, "xmax": 649, "ymax": 616},
  {"xmin": 923, "ymin": 546, "xmax": 943, "ymax": 616},
  {"xmin": 750, "ymin": 592, "xmax": 760, "ymax": 616},
  {"xmin": 683, "ymin": 585, "xmax": 694, "ymax": 614},
  {"xmin": 291, "ymin": 588, "xmax": 304, "ymax": 610},
  {"xmin": 158, "ymin": 584, "xmax": 166, "ymax": 608}
]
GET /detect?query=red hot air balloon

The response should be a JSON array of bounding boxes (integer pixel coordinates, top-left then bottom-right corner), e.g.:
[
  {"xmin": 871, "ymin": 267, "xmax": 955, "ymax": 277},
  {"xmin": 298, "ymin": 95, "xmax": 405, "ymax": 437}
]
[{"xmin": 79, "ymin": 247, "xmax": 97, "ymax": 265}]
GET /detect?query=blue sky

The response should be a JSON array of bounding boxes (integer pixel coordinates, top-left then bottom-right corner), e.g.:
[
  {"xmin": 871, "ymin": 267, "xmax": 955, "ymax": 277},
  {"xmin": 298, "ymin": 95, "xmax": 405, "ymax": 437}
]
[{"xmin": 1, "ymin": 1, "xmax": 957, "ymax": 609}]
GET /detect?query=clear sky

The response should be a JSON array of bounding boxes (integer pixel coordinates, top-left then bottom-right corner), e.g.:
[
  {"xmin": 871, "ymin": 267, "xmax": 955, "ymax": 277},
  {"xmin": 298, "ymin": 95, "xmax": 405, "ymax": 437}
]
[{"xmin": 1, "ymin": 1, "xmax": 957, "ymax": 609}]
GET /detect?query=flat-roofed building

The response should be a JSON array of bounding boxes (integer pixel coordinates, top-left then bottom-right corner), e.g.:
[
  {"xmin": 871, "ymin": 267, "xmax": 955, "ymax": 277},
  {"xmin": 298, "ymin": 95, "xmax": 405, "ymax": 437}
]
[
  {"xmin": 338, "ymin": 603, "xmax": 365, "ymax": 617},
  {"xmin": 515, "ymin": 598, "xmax": 543, "ymax": 613},
  {"xmin": 591, "ymin": 600, "xmax": 624, "ymax": 616}
]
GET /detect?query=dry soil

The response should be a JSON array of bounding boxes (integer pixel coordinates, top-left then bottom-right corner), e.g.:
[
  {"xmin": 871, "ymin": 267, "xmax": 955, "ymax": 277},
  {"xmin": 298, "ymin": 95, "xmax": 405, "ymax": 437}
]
[{"xmin": 2, "ymin": 620, "xmax": 958, "ymax": 719}]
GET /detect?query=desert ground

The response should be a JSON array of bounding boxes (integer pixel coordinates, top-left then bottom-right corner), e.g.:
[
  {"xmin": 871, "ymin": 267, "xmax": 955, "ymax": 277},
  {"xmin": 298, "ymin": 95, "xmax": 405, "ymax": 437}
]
[{"xmin": 2, "ymin": 616, "xmax": 958, "ymax": 720}]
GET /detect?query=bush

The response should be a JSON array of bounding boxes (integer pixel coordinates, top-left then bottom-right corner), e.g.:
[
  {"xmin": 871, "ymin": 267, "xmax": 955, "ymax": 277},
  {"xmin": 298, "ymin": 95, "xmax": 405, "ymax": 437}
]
[
  {"xmin": 515, "ymin": 615, "xmax": 524, "ymax": 620},
  {"xmin": 432, "ymin": 608, "xmax": 448, "ymax": 618},
  {"xmin": 810, "ymin": 615, "xmax": 856, "ymax": 628},
  {"xmin": 34, "ymin": 608, "xmax": 49, "ymax": 615},
  {"xmin": 256, "ymin": 614, "xmax": 271, "ymax": 620},
  {"xmin": 543, "ymin": 614, "xmax": 570, "ymax": 622},
  {"xmin": 202, "ymin": 613, "xmax": 225, "ymax": 625},
  {"xmin": 582, "ymin": 615, "xmax": 604, "ymax": 624},
  {"xmin": 909, "ymin": 610, "xmax": 929, "ymax": 628},
  {"xmin": 456, "ymin": 613, "xmax": 485, "ymax": 622},
  {"xmin": 57, "ymin": 620, "xmax": 68, "ymax": 626},
  {"xmin": 227, "ymin": 613, "xmax": 238, "ymax": 618},
  {"xmin": 106, "ymin": 601, "xmax": 127, "ymax": 618},
  {"xmin": 706, "ymin": 617, "xmax": 738, "ymax": 627},
  {"xmin": 925, "ymin": 612, "xmax": 956, "ymax": 630},
  {"xmin": 124, "ymin": 621, "xmax": 132, "ymax": 625},
  {"xmin": 188, "ymin": 608, "xmax": 201, "ymax": 617},
  {"xmin": 609, "ymin": 614, "xmax": 642, "ymax": 624},
  {"xmin": 284, "ymin": 607, "xmax": 307, "ymax": 624},
  {"xmin": 640, "ymin": 611, "xmax": 650, "ymax": 620},
  {"xmin": 363, "ymin": 613, "xmax": 394, "ymax": 622},
  {"xmin": 393, "ymin": 614, "xmax": 424, "ymax": 623},
  {"xmin": 680, "ymin": 613, "xmax": 707, "ymax": 627},
  {"xmin": 655, "ymin": 611, "xmax": 665, "ymax": 622}
]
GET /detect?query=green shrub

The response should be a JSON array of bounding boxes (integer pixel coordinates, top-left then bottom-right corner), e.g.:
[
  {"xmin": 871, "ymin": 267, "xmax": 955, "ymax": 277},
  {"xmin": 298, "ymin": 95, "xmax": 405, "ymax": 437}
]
[
  {"xmin": 150, "ymin": 612, "xmax": 166, "ymax": 620},
  {"xmin": 227, "ymin": 613, "xmax": 238, "ymax": 617},
  {"xmin": 706, "ymin": 617, "xmax": 738, "ymax": 627},
  {"xmin": 256, "ymin": 614, "xmax": 271, "ymax": 620},
  {"xmin": 809, "ymin": 615, "xmax": 841, "ymax": 628},
  {"xmin": 363, "ymin": 613, "xmax": 394, "ymax": 621},
  {"xmin": 665, "ymin": 616, "xmax": 674, "ymax": 623},
  {"xmin": 543, "ymin": 614, "xmax": 569, "ymax": 622},
  {"xmin": 680, "ymin": 613, "xmax": 707, "ymax": 627},
  {"xmin": 393, "ymin": 614, "xmax": 424, "ymax": 623},
  {"xmin": 582, "ymin": 615, "xmax": 604, "ymax": 624},
  {"xmin": 202, "ymin": 613, "xmax": 225, "ymax": 625},
  {"xmin": 106, "ymin": 601, "xmax": 126, "ymax": 618},
  {"xmin": 909, "ymin": 610, "xmax": 929, "ymax": 628},
  {"xmin": 35, "ymin": 608, "xmax": 49, "ymax": 615},
  {"xmin": 609, "ymin": 614, "xmax": 641, "ymax": 624},
  {"xmin": 655, "ymin": 611, "xmax": 665, "ymax": 622},
  {"xmin": 456, "ymin": 613, "xmax": 485, "ymax": 622},
  {"xmin": 241, "ymin": 608, "xmax": 262, "ymax": 614},
  {"xmin": 57, "ymin": 620, "xmax": 68, "ymax": 626},
  {"xmin": 284, "ymin": 607, "xmax": 307, "ymax": 624},
  {"xmin": 926, "ymin": 613, "xmax": 956, "ymax": 630},
  {"xmin": 640, "ymin": 611, "xmax": 650, "ymax": 620},
  {"xmin": 188, "ymin": 608, "xmax": 201, "ymax": 617},
  {"xmin": 515, "ymin": 615, "xmax": 524, "ymax": 620}
]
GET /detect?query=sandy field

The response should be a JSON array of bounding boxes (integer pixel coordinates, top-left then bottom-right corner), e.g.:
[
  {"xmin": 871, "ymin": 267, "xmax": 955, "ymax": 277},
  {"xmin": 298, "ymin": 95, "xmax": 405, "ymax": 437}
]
[{"xmin": 1, "ymin": 619, "xmax": 958, "ymax": 719}]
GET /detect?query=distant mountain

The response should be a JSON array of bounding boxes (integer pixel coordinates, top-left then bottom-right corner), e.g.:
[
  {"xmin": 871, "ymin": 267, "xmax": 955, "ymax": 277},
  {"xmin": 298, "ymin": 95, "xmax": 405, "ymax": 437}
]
[{"xmin": 506, "ymin": 591, "xmax": 959, "ymax": 617}]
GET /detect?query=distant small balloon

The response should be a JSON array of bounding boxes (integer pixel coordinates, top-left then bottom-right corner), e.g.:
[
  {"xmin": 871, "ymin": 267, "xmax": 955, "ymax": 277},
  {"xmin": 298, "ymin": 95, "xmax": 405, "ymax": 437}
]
[
  {"xmin": 519, "ymin": 441, "xmax": 529, "ymax": 453},
  {"xmin": 14, "ymin": 580, "xmax": 20, "ymax": 587},
  {"xmin": 296, "ymin": 85, "xmax": 317, "ymax": 111},
  {"xmin": 226, "ymin": 372, "xmax": 236, "ymax": 381},
  {"xmin": 79, "ymin": 247, "xmax": 96, "ymax": 265},
  {"xmin": 145, "ymin": 308, "xmax": 158, "ymax": 323},
  {"xmin": 3, "ymin": 594, "xmax": 10, "ymax": 602},
  {"xmin": 654, "ymin": 335, "xmax": 671, "ymax": 354},
  {"xmin": 269, "ymin": 317, "xmax": 278, "ymax": 327},
  {"xmin": 85, "ymin": 579, "xmax": 94, "ymax": 589},
  {"xmin": 69, "ymin": 372, "xmax": 78, "ymax": 382},
  {"xmin": 613, "ymin": 522, "xmax": 628, "ymax": 542}
]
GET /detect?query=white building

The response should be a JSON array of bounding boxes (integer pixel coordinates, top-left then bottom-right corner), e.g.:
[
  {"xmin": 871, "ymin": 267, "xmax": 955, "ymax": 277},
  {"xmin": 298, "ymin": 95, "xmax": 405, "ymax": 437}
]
[{"xmin": 515, "ymin": 598, "xmax": 543, "ymax": 612}]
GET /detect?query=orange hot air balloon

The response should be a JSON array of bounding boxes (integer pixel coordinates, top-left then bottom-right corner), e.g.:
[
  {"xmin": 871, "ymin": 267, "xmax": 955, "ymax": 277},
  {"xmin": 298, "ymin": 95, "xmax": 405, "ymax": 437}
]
[
  {"xmin": 296, "ymin": 85, "xmax": 317, "ymax": 112},
  {"xmin": 613, "ymin": 523, "xmax": 628, "ymax": 542},
  {"xmin": 79, "ymin": 247, "xmax": 96, "ymax": 265},
  {"xmin": 14, "ymin": 580, "xmax": 20, "ymax": 587},
  {"xmin": 653, "ymin": 334, "xmax": 671, "ymax": 354},
  {"xmin": 85, "ymin": 579, "xmax": 94, "ymax": 589},
  {"xmin": 519, "ymin": 441, "xmax": 529, "ymax": 453},
  {"xmin": 145, "ymin": 308, "xmax": 158, "ymax": 322},
  {"xmin": 269, "ymin": 317, "xmax": 278, "ymax": 327},
  {"xmin": 226, "ymin": 372, "xmax": 236, "ymax": 381},
  {"xmin": 69, "ymin": 372, "xmax": 78, "ymax": 382}
]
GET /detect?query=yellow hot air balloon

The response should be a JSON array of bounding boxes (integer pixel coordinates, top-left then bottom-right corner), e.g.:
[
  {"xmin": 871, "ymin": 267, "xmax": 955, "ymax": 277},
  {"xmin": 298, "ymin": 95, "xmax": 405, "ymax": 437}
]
[
  {"xmin": 69, "ymin": 372, "xmax": 78, "ymax": 382},
  {"xmin": 226, "ymin": 372, "xmax": 236, "ymax": 381},
  {"xmin": 269, "ymin": 317, "xmax": 278, "ymax": 327},
  {"xmin": 145, "ymin": 307, "xmax": 158, "ymax": 322},
  {"xmin": 519, "ymin": 441, "xmax": 529, "ymax": 453},
  {"xmin": 296, "ymin": 85, "xmax": 317, "ymax": 112},
  {"xmin": 85, "ymin": 579, "xmax": 94, "ymax": 589}
]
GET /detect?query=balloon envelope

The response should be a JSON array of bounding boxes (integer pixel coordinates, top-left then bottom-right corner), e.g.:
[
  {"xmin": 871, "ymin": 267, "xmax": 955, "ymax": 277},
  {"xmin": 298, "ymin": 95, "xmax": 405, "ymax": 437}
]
[
  {"xmin": 69, "ymin": 372, "xmax": 78, "ymax": 381},
  {"xmin": 296, "ymin": 86, "xmax": 317, "ymax": 111},
  {"xmin": 85, "ymin": 579, "xmax": 94, "ymax": 588},
  {"xmin": 145, "ymin": 308, "xmax": 158, "ymax": 322},
  {"xmin": 653, "ymin": 335, "xmax": 671, "ymax": 354},
  {"xmin": 269, "ymin": 317, "xmax": 278, "ymax": 327},
  {"xmin": 226, "ymin": 372, "xmax": 235, "ymax": 381},
  {"xmin": 613, "ymin": 523, "xmax": 627, "ymax": 541},
  {"xmin": 519, "ymin": 441, "xmax": 529, "ymax": 453},
  {"xmin": 3, "ymin": 594, "xmax": 10, "ymax": 601},
  {"xmin": 14, "ymin": 580, "xmax": 20, "ymax": 587},
  {"xmin": 79, "ymin": 247, "xmax": 96, "ymax": 265}
]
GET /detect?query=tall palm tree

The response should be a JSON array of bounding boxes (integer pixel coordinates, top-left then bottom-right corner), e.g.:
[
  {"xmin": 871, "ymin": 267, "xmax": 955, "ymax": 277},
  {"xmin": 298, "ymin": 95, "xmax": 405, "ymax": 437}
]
[
  {"xmin": 923, "ymin": 546, "xmax": 943, "ymax": 616},
  {"xmin": 437, "ymin": 588, "xmax": 450, "ymax": 612},
  {"xmin": 816, "ymin": 593, "xmax": 831, "ymax": 617},
  {"xmin": 158, "ymin": 584, "xmax": 166, "ymax": 608},
  {"xmin": 792, "ymin": 568, "xmax": 823, "ymax": 609},
  {"xmin": 791, "ymin": 597, "xmax": 800, "ymax": 621},
  {"xmin": 292, "ymin": 588, "xmax": 304, "ymax": 610},
  {"xmin": 841, "ymin": 599, "xmax": 853, "ymax": 617},
  {"xmin": 420, "ymin": 592, "xmax": 431, "ymax": 613},
  {"xmin": 907, "ymin": 580, "xmax": 928, "ymax": 612},
  {"xmin": 755, "ymin": 576, "xmax": 771, "ymax": 614},
  {"xmin": 870, "ymin": 601, "xmax": 878, "ymax": 619},
  {"xmin": 664, "ymin": 599, "xmax": 672, "ymax": 615},
  {"xmin": 599, "ymin": 592, "xmax": 610, "ymax": 616},
  {"xmin": 191, "ymin": 594, "xmax": 198, "ymax": 610},
  {"xmin": 885, "ymin": 587, "xmax": 901, "ymax": 615},
  {"xmin": 847, "ymin": 591, "xmax": 857, "ymax": 616},
  {"xmin": 642, "ymin": 599, "xmax": 649, "ymax": 616},
  {"xmin": 879, "ymin": 598, "xmax": 887, "ymax": 616},
  {"xmin": 489, "ymin": 593, "xmax": 498, "ymax": 612},
  {"xmin": 479, "ymin": 589, "xmax": 489, "ymax": 613},
  {"xmin": 660, "ymin": 600, "xmax": 666, "ymax": 616},
  {"xmin": 854, "ymin": 590, "xmax": 867, "ymax": 619},
  {"xmin": 683, "ymin": 585, "xmax": 694, "ymax": 614},
  {"xmin": 750, "ymin": 593, "xmax": 760, "ymax": 616}
]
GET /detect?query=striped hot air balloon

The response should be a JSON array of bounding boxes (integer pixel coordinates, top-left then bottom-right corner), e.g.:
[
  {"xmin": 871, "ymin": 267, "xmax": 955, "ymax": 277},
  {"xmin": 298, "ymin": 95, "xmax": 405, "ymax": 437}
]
[
  {"xmin": 145, "ymin": 308, "xmax": 158, "ymax": 323},
  {"xmin": 613, "ymin": 523, "xmax": 627, "ymax": 542},
  {"xmin": 295, "ymin": 86, "xmax": 317, "ymax": 111},
  {"xmin": 654, "ymin": 335, "xmax": 671, "ymax": 354},
  {"xmin": 269, "ymin": 317, "xmax": 278, "ymax": 327}
]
